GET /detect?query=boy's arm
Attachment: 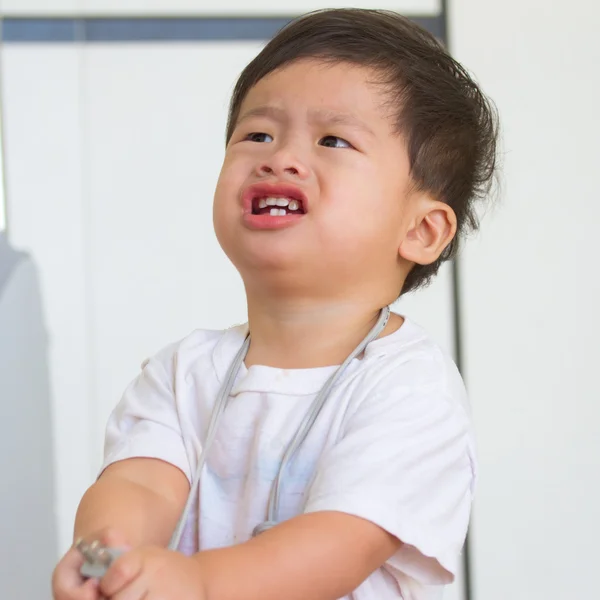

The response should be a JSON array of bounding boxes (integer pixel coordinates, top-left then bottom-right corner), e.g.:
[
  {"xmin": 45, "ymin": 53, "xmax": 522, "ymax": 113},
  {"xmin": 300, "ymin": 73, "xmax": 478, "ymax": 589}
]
[
  {"xmin": 193, "ymin": 511, "xmax": 401, "ymax": 600},
  {"xmin": 74, "ymin": 457, "xmax": 190, "ymax": 547}
]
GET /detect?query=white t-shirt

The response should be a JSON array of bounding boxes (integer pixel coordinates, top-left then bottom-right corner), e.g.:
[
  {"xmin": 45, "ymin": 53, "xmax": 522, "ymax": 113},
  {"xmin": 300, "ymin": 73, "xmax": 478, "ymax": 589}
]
[{"xmin": 103, "ymin": 317, "xmax": 476, "ymax": 600}]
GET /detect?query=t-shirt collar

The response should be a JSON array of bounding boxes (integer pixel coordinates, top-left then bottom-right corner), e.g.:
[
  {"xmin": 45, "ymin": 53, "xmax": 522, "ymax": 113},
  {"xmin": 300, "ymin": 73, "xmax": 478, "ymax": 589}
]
[{"xmin": 211, "ymin": 317, "xmax": 420, "ymax": 396}]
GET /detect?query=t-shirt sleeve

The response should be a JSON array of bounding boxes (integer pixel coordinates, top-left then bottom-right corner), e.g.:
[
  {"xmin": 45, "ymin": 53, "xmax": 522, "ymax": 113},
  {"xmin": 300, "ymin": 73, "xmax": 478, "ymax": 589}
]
[
  {"xmin": 101, "ymin": 354, "xmax": 192, "ymax": 482},
  {"xmin": 303, "ymin": 377, "xmax": 475, "ymax": 585}
]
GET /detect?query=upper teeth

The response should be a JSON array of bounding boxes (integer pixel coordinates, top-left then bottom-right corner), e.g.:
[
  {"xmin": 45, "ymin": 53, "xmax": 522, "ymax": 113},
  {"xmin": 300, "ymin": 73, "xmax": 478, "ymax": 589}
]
[{"xmin": 258, "ymin": 197, "xmax": 301, "ymax": 211}]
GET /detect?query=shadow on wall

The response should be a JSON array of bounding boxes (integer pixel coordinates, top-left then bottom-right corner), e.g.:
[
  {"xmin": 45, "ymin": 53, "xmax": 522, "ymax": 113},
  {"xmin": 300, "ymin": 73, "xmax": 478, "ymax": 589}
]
[{"xmin": 0, "ymin": 232, "xmax": 57, "ymax": 596}]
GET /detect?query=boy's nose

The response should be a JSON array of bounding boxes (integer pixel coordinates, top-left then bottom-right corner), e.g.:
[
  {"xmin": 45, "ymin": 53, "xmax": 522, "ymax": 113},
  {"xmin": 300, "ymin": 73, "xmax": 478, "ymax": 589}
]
[{"xmin": 255, "ymin": 149, "xmax": 310, "ymax": 180}]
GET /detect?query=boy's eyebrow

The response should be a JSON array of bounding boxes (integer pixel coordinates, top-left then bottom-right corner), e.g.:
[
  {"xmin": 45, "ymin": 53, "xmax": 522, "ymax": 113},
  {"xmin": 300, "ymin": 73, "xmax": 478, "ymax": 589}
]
[
  {"xmin": 313, "ymin": 109, "xmax": 376, "ymax": 137},
  {"xmin": 237, "ymin": 105, "xmax": 287, "ymax": 123},
  {"xmin": 237, "ymin": 105, "xmax": 376, "ymax": 137}
]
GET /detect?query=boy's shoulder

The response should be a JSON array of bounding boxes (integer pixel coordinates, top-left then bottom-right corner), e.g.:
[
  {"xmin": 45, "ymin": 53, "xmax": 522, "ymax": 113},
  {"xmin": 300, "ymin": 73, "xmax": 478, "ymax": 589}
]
[
  {"xmin": 143, "ymin": 323, "xmax": 247, "ymax": 376},
  {"xmin": 360, "ymin": 317, "xmax": 469, "ymax": 414},
  {"xmin": 366, "ymin": 317, "xmax": 461, "ymax": 382}
]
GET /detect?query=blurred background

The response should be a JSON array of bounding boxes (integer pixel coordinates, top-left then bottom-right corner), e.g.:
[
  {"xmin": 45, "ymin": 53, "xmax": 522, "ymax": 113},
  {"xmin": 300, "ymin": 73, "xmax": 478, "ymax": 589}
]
[{"xmin": 0, "ymin": 1, "xmax": 598, "ymax": 598}]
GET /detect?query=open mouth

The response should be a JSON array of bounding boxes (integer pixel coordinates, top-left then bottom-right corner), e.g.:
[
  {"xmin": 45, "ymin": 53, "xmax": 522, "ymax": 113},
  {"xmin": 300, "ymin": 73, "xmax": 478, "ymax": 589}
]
[{"xmin": 251, "ymin": 196, "xmax": 306, "ymax": 216}]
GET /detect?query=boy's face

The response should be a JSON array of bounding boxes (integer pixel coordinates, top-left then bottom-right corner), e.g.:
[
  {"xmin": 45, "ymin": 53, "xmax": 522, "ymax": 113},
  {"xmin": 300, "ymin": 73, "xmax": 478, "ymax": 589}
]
[{"xmin": 213, "ymin": 59, "xmax": 417, "ymax": 298}]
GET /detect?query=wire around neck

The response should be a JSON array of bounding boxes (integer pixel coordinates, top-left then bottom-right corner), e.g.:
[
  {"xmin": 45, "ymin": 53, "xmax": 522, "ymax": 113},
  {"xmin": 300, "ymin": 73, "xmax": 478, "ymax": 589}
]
[{"xmin": 168, "ymin": 305, "xmax": 391, "ymax": 550}]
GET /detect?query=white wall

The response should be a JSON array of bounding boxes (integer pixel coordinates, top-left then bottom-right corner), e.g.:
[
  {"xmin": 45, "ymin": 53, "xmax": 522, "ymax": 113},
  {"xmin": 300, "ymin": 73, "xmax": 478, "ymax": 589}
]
[
  {"xmin": 0, "ymin": 250, "xmax": 57, "ymax": 600},
  {"xmin": 1, "ymin": 45, "xmax": 92, "ymax": 557},
  {"xmin": 1, "ymin": 0, "xmax": 441, "ymax": 16},
  {"xmin": 0, "ymin": 113, "xmax": 6, "ymax": 232},
  {"xmin": 449, "ymin": 1, "xmax": 600, "ymax": 599},
  {"xmin": 2, "ymin": 40, "xmax": 254, "ymax": 553}
]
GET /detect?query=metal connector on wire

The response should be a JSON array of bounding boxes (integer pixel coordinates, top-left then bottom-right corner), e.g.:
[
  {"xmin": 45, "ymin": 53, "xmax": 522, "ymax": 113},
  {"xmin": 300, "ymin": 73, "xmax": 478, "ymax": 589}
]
[{"xmin": 75, "ymin": 538, "xmax": 123, "ymax": 579}]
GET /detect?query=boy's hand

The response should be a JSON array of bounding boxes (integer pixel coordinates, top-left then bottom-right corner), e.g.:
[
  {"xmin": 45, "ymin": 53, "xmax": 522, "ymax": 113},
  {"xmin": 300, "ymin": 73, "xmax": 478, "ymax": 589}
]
[
  {"xmin": 52, "ymin": 528, "xmax": 130, "ymax": 600},
  {"xmin": 99, "ymin": 546, "xmax": 205, "ymax": 600}
]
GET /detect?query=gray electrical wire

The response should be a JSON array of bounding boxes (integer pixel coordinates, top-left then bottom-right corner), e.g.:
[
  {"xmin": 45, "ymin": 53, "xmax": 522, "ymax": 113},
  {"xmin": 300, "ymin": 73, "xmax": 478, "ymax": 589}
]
[
  {"xmin": 257, "ymin": 305, "xmax": 390, "ymax": 534},
  {"xmin": 168, "ymin": 306, "xmax": 390, "ymax": 550},
  {"xmin": 168, "ymin": 333, "xmax": 251, "ymax": 550}
]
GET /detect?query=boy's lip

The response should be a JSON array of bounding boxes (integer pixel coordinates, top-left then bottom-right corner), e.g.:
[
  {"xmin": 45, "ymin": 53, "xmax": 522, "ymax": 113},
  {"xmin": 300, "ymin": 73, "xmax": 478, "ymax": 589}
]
[{"xmin": 241, "ymin": 182, "xmax": 309, "ymax": 214}]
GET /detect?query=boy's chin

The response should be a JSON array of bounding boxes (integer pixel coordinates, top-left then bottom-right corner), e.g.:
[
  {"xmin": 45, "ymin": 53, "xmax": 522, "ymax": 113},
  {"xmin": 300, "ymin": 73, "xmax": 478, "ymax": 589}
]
[{"xmin": 232, "ymin": 249, "xmax": 301, "ymax": 273}]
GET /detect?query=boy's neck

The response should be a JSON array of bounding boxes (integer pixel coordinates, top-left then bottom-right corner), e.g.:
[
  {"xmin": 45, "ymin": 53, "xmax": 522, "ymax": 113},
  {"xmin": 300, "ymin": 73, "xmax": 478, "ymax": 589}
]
[{"xmin": 243, "ymin": 296, "xmax": 403, "ymax": 369}]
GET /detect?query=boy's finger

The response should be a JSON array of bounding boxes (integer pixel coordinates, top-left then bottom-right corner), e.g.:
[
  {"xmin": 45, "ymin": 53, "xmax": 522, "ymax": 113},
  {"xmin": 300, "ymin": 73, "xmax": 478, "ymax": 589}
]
[
  {"xmin": 99, "ymin": 550, "xmax": 143, "ymax": 597},
  {"xmin": 78, "ymin": 578, "xmax": 101, "ymax": 600},
  {"xmin": 52, "ymin": 547, "xmax": 87, "ymax": 594}
]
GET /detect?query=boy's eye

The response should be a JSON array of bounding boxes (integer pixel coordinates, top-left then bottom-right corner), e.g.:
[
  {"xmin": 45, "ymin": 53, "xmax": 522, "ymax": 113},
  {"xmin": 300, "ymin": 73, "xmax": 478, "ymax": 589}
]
[
  {"xmin": 319, "ymin": 135, "xmax": 352, "ymax": 149},
  {"xmin": 245, "ymin": 132, "xmax": 273, "ymax": 143}
]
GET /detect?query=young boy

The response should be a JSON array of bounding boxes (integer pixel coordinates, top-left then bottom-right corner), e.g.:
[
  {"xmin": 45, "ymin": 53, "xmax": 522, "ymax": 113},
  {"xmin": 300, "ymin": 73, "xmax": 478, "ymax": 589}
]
[{"xmin": 53, "ymin": 8, "xmax": 497, "ymax": 600}]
